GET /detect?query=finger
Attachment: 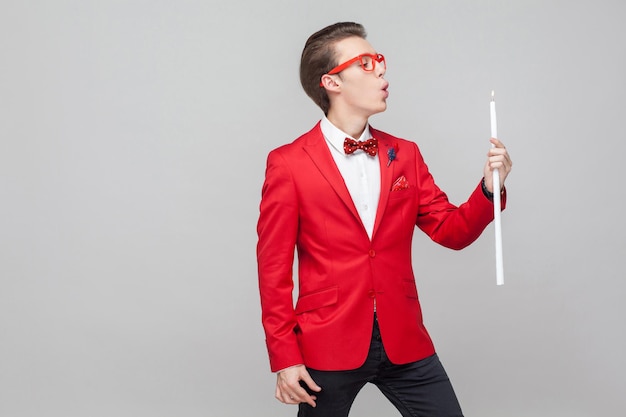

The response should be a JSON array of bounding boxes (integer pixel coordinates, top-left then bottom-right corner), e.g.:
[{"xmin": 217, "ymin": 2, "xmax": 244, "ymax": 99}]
[
  {"xmin": 278, "ymin": 388, "xmax": 301, "ymax": 404},
  {"xmin": 276, "ymin": 386, "xmax": 292, "ymax": 404},
  {"xmin": 296, "ymin": 369, "xmax": 321, "ymax": 406},
  {"xmin": 491, "ymin": 162, "xmax": 511, "ymax": 185},
  {"xmin": 488, "ymin": 156, "xmax": 505, "ymax": 166},
  {"xmin": 493, "ymin": 154, "xmax": 513, "ymax": 170},
  {"xmin": 488, "ymin": 140, "xmax": 512, "ymax": 169},
  {"xmin": 289, "ymin": 386, "xmax": 317, "ymax": 407},
  {"xmin": 276, "ymin": 381, "xmax": 315, "ymax": 406},
  {"xmin": 490, "ymin": 138, "xmax": 506, "ymax": 148},
  {"xmin": 487, "ymin": 148, "xmax": 508, "ymax": 158},
  {"xmin": 301, "ymin": 371, "xmax": 322, "ymax": 393},
  {"xmin": 489, "ymin": 152, "xmax": 512, "ymax": 168}
]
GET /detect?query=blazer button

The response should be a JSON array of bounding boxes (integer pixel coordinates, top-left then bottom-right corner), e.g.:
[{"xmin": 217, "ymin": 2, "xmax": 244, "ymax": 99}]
[
  {"xmin": 368, "ymin": 249, "xmax": 376, "ymax": 258},
  {"xmin": 368, "ymin": 290, "xmax": 376, "ymax": 298}
]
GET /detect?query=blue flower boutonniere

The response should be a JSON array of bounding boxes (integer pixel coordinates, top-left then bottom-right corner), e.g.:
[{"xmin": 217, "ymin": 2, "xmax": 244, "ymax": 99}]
[{"xmin": 386, "ymin": 143, "xmax": 399, "ymax": 167}]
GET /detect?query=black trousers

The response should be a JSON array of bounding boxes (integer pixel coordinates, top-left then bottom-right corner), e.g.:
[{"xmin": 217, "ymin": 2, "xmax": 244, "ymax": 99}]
[{"xmin": 298, "ymin": 316, "xmax": 464, "ymax": 417}]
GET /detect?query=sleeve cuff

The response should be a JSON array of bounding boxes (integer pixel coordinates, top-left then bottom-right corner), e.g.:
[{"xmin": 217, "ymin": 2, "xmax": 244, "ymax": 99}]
[
  {"xmin": 481, "ymin": 177, "xmax": 505, "ymax": 202},
  {"xmin": 481, "ymin": 177, "xmax": 494, "ymax": 201}
]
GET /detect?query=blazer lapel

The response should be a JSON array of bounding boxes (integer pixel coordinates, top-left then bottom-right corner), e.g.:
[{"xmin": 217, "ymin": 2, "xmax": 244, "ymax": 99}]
[
  {"xmin": 302, "ymin": 124, "xmax": 362, "ymax": 227},
  {"xmin": 371, "ymin": 131, "xmax": 395, "ymax": 240}
]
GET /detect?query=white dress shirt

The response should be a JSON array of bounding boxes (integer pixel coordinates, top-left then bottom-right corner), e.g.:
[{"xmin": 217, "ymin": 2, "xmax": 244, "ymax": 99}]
[{"xmin": 320, "ymin": 117, "xmax": 381, "ymax": 240}]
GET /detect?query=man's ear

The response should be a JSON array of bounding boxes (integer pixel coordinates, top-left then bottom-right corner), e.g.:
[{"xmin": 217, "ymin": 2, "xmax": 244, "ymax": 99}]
[{"xmin": 320, "ymin": 74, "xmax": 341, "ymax": 90}]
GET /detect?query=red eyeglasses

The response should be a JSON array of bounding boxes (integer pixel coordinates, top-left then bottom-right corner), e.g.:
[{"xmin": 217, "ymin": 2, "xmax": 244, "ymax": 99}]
[{"xmin": 319, "ymin": 53, "xmax": 386, "ymax": 87}]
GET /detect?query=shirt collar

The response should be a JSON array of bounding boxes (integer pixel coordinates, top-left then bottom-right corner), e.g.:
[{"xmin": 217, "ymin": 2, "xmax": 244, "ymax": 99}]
[{"xmin": 320, "ymin": 116, "xmax": 372, "ymax": 154}]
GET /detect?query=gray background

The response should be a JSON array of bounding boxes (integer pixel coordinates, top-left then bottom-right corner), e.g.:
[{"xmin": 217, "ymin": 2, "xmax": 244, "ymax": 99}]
[{"xmin": 1, "ymin": 1, "xmax": 624, "ymax": 416}]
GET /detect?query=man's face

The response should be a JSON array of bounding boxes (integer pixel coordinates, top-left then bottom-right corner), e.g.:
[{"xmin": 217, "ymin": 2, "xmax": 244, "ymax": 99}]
[{"xmin": 330, "ymin": 36, "xmax": 389, "ymax": 118}]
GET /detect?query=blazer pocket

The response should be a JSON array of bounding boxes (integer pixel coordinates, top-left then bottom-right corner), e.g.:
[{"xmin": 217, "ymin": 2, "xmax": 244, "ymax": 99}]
[
  {"xmin": 388, "ymin": 187, "xmax": 415, "ymax": 200},
  {"xmin": 295, "ymin": 286, "xmax": 338, "ymax": 314},
  {"xmin": 403, "ymin": 279, "xmax": 418, "ymax": 299}
]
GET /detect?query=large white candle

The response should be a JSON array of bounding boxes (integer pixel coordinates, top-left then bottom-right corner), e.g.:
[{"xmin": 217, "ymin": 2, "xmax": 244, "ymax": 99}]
[{"xmin": 490, "ymin": 91, "xmax": 504, "ymax": 285}]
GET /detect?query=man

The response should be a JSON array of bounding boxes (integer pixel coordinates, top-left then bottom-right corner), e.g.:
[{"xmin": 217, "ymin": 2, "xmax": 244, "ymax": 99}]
[{"xmin": 257, "ymin": 22, "xmax": 512, "ymax": 417}]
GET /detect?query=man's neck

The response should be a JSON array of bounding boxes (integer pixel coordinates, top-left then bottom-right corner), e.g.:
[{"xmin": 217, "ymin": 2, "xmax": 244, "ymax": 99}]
[{"xmin": 326, "ymin": 110, "xmax": 368, "ymax": 139}]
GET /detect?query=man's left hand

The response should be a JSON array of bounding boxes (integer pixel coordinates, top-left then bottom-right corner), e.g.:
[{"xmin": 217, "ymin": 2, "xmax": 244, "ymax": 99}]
[{"xmin": 483, "ymin": 138, "xmax": 512, "ymax": 193}]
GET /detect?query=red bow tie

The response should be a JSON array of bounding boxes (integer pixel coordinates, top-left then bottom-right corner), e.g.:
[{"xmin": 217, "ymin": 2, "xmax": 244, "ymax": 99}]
[{"xmin": 343, "ymin": 137, "xmax": 379, "ymax": 156}]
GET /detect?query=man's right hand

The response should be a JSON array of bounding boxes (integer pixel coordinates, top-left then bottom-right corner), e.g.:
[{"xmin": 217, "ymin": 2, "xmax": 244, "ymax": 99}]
[{"xmin": 275, "ymin": 364, "xmax": 322, "ymax": 407}]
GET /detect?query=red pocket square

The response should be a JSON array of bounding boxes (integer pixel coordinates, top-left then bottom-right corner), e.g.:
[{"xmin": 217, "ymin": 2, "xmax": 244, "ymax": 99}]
[{"xmin": 392, "ymin": 175, "xmax": 409, "ymax": 191}]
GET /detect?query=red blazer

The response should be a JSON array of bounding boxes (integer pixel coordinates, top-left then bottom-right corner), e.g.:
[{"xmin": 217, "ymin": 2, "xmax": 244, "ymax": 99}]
[{"xmin": 257, "ymin": 123, "xmax": 505, "ymax": 372}]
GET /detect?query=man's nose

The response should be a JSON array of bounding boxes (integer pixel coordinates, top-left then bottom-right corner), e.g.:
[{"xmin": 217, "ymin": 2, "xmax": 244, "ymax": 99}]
[{"xmin": 376, "ymin": 63, "xmax": 386, "ymax": 77}]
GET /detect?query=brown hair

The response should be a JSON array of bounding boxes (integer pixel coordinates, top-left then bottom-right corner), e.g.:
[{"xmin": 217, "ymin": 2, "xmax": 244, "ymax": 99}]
[{"xmin": 300, "ymin": 22, "xmax": 367, "ymax": 115}]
